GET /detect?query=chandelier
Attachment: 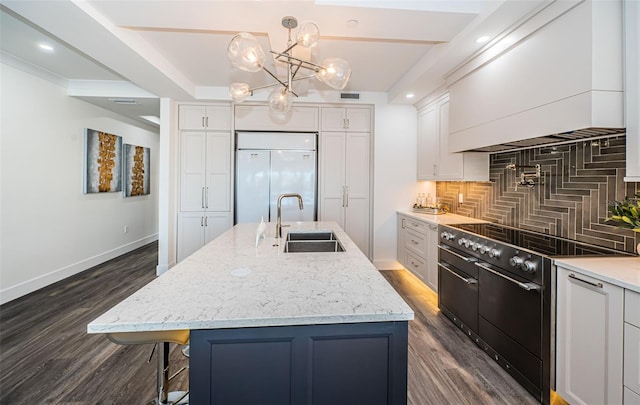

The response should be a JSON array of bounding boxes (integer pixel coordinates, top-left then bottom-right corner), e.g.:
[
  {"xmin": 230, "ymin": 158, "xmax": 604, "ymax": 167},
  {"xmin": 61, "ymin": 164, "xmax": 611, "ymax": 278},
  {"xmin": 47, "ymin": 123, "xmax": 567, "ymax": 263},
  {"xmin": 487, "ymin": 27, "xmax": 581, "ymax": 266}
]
[{"xmin": 227, "ymin": 16, "xmax": 351, "ymax": 113}]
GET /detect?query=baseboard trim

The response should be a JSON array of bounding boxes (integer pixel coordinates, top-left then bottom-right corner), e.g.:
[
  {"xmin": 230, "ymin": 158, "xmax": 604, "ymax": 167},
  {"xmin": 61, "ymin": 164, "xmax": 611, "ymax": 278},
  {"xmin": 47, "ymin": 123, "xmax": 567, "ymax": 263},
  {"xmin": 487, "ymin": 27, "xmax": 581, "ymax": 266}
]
[
  {"xmin": 373, "ymin": 259, "xmax": 404, "ymax": 271},
  {"xmin": 0, "ymin": 234, "xmax": 158, "ymax": 305}
]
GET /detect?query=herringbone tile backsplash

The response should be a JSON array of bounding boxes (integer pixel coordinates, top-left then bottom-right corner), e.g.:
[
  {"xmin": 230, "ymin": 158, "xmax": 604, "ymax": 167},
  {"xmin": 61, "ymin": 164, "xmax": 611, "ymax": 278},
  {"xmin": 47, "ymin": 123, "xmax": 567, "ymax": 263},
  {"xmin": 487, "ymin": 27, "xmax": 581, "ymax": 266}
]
[{"xmin": 437, "ymin": 135, "xmax": 640, "ymax": 253}]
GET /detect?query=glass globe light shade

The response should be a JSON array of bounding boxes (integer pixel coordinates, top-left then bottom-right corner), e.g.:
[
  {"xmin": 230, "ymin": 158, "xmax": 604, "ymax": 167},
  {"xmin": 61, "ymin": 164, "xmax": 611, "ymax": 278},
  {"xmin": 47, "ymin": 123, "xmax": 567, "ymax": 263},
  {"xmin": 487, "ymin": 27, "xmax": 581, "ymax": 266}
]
[
  {"xmin": 315, "ymin": 58, "xmax": 351, "ymax": 90},
  {"xmin": 296, "ymin": 21, "xmax": 320, "ymax": 48},
  {"xmin": 227, "ymin": 33, "xmax": 265, "ymax": 72},
  {"xmin": 268, "ymin": 87, "xmax": 293, "ymax": 114},
  {"xmin": 229, "ymin": 83, "xmax": 251, "ymax": 102}
]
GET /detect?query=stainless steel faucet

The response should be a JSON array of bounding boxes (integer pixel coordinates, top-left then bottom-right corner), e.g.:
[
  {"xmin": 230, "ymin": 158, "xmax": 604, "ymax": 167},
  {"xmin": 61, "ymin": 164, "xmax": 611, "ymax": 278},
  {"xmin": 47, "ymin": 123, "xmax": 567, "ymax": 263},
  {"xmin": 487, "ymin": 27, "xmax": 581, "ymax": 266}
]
[{"xmin": 276, "ymin": 193, "xmax": 304, "ymax": 238}]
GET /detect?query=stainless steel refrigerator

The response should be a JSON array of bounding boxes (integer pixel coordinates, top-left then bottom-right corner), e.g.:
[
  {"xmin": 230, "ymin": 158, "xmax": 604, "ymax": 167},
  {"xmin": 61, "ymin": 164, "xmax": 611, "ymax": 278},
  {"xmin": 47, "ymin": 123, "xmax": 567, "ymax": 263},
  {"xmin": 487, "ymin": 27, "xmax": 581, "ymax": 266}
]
[{"xmin": 235, "ymin": 132, "xmax": 317, "ymax": 224}]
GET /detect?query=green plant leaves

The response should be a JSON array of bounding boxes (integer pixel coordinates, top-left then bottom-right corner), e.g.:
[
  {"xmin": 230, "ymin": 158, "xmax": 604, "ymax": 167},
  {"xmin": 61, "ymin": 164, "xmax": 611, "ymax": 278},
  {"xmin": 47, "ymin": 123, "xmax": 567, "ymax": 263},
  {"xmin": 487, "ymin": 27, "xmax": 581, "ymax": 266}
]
[{"xmin": 606, "ymin": 193, "xmax": 640, "ymax": 231}]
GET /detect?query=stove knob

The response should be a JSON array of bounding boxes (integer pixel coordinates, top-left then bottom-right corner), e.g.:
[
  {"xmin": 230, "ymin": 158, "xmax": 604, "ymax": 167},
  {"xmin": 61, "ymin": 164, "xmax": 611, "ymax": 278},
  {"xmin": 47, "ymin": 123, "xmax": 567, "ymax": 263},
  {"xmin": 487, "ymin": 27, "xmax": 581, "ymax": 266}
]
[
  {"xmin": 472, "ymin": 242, "xmax": 481, "ymax": 251},
  {"xmin": 480, "ymin": 246, "xmax": 489, "ymax": 255},
  {"xmin": 458, "ymin": 238, "xmax": 466, "ymax": 246},
  {"xmin": 464, "ymin": 239, "xmax": 471, "ymax": 248},
  {"xmin": 509, "ymin": 256, "xmax": 524, "ymax": 268},
  {"xmin": 440, "ymin": 231, "xmax": 455, "ymax": 241},
  {"xmin": 488, "ymin": 248, "xmax": 500, "ymax": 258},
  {"xmin": 522, "ymin": 260, "xmax": 536, "ymax": 273}
]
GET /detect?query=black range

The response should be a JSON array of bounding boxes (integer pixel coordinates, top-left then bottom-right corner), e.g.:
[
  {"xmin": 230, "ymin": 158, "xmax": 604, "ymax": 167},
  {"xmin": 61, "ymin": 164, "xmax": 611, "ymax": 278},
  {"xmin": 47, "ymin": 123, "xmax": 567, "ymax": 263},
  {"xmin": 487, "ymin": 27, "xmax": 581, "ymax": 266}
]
[{"xmin": 437, "ymin": 222, "xmax": 634, "ymax": 405}]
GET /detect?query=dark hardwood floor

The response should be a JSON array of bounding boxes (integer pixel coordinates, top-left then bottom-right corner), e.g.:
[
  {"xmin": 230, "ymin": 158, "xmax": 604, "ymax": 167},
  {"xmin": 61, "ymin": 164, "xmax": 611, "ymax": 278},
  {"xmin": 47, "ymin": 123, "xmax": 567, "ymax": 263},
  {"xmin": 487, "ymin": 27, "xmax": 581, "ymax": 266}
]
[{"xmin": 0, "ymin": 242, "xmax": 537, "ymax": 404}]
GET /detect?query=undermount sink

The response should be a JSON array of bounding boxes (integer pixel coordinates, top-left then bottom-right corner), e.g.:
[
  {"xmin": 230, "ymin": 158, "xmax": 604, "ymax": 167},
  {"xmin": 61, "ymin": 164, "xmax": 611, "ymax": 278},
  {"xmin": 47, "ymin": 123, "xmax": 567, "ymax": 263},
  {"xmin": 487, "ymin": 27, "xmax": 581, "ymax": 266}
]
[{"xmin": 283, "ymin": 231, "xmax": 345, "ymax": 253}]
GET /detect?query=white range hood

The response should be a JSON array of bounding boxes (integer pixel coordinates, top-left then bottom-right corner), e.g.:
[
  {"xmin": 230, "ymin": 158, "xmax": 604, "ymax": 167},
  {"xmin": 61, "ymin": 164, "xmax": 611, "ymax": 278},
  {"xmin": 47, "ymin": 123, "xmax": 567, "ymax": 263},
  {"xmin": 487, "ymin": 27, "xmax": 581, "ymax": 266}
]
[{"xmin": 446, "ymin": 0, "xmax": 624, "ymax": 153}]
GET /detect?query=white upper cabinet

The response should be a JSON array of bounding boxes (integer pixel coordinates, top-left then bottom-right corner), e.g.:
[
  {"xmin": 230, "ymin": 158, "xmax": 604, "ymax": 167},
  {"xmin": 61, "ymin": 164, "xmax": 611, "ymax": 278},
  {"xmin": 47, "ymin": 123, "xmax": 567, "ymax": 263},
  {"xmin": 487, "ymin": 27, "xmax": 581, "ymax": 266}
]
[
  {"xmin": 234, "ymin": 105, "xmax": 319, "ymax": 131},
  {"xmin": 447, "ymin": 0, "xmax": 624, "ymax": 152},
  {"xmin": 624, "ymin": 0, "xmax": 640, "ymax": 181},
  {"xmin": 417, "ymin": 94, "xmax": 489, "ymax": 181},
  {"xmin": 321, "ymin": 107, "xmax": 371, "ymax": 132},
  {"xmin": 179, "ymin": 104, "xmax": 231, "ymax": 131}
]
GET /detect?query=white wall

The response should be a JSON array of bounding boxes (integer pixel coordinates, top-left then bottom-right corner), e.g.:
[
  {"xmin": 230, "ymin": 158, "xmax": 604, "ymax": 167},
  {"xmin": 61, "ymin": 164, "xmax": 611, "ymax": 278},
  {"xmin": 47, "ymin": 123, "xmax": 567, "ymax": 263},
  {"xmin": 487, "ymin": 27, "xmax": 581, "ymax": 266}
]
[
  {"xmin": 372, "ymin": 103, "xmax": 435, "ymax": 269},
  {"xmin": 0, "ymin": 63, "xmax": 160, "ymax": 304}
]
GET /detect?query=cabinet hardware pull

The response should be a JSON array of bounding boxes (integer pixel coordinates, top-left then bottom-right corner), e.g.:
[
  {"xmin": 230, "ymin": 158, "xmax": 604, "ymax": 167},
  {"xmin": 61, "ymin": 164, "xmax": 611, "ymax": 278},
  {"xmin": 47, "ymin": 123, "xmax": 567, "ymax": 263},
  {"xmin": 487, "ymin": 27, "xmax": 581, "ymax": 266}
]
[
  {"xmin": 433, "ymin": 164, "xmax": 437, "ymax": 176},
  {"xmin": 202, "ymin": 187, "xmax": 205, "ymax": 208},
  {"xmin": 205, "ymin": 116, "xmax": 209, "ymax": 128},
  {"xmin": 345, "ymin": 186, "xmax": 349, "ymax": 208},
  {"xmin": 438, "ymin": 244, "xmax": 477, "ymax": 262},
  {"xmin": 200, "ymin": 217, "xmax": 204, "ymax": 227},
  {"xmin": 429, "ymin": 224, "xmax": 437, "ymax": 230},
  {"xmin": 346, "ymin": 118, "xmax": 350, "ymax": 129},
  {"xmin": 438, "ymin": 263, "xmax": 477, "ymax": 285},
  {"xmin": 402, "ymin": 218, "xmax": 406, "ymax": 229},
  {"xmin": 411, "ymin": 261, "xmax": 419, "ymax": 268},
  {"xmin": 475, "ymin": 262, "xmax": 541, "ymax": 292},
  {"xmin": 206, "ymin": 187, "xmax": 209, "ymax": 208},
  {"xmin": 568, "ymin": 273, "xmax": 603, "ymax": 289},
  {"xmin": 411, "ymin": 240, "xmax": 419, "ymax": 245},
  {"xmin": 204, "ymin": 216, "xmax": 208, "ymax": 227},
  {"xmin": 202, "ymin": 117, "xmax": 205, "ymax": 128},
  {"xmin": 342, "ymin": 186, "xmax": 346, "ymax": 207}
]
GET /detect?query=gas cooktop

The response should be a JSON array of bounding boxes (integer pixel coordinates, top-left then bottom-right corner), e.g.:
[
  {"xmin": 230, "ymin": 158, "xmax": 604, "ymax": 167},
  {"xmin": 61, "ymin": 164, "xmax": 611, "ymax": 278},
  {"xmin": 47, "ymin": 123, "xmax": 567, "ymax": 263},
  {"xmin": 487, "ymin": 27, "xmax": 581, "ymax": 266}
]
[{"xmin": 449, "ymin": 223, "xmax": 635, "ymax": 258}]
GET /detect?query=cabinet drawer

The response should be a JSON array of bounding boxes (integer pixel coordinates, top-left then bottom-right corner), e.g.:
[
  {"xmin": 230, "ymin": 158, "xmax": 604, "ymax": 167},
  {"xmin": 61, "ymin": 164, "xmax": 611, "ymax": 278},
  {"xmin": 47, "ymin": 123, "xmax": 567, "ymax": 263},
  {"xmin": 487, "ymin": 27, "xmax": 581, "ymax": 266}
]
[
  {"xmin": 405, "ymin": 228, "xmax": 426, "ymax": 256},
  {"xmin": 625, "ymin": 387, "xmax": 640, "ymax": 405},
  {"xmin": 404, "ymin": 218, "xmax": 427, "ymax": 236},
  {"xmin": 406, "ymin": 251, "xmax": 426, "ymax": 281},
  {"xmin": 626, "ymin": 290, "xmax": 640, "ymax": 327},
  {"xmin": 625, "ymin": 323, "xmax": 640, "ymax": 396}
]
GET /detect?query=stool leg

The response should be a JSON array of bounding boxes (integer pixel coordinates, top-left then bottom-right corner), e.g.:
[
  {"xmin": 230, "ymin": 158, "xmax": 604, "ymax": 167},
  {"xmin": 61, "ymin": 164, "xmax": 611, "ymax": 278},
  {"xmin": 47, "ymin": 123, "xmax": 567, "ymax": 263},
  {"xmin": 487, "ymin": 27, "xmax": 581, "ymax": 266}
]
[{"xmin": 156, "ymin": 342, "xmax": 170, "ymax": 404}]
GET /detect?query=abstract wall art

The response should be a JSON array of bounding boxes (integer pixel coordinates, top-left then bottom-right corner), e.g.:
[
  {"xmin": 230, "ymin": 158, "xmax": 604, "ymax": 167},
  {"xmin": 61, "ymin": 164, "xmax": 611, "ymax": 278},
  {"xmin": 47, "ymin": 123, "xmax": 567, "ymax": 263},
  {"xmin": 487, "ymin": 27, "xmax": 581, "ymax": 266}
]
[
  {"xmin": 84, "ymin": 128, "xmax": 122, "ymax": 193},
  {"xmin": 123, "ymin": 144, "xmax": 150, "ymax": 197}
]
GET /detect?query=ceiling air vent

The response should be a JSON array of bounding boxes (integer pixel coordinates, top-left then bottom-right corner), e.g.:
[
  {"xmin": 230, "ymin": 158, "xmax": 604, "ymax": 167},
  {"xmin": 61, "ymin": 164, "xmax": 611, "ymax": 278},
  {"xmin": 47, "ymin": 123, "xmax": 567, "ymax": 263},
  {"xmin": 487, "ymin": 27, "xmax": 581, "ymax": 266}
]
[{"xmin": 340, "ymin": 93, "xmax": 360, "ymax": 100}]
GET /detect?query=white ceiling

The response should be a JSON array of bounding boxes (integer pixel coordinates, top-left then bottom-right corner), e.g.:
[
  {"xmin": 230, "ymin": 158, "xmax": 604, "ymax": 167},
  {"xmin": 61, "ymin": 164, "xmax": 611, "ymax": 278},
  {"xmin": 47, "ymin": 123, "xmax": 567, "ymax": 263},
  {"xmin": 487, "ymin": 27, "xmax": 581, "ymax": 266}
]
[{"xmin": 0, "ymin": 0, "xmax": 546, "ymax": 127}]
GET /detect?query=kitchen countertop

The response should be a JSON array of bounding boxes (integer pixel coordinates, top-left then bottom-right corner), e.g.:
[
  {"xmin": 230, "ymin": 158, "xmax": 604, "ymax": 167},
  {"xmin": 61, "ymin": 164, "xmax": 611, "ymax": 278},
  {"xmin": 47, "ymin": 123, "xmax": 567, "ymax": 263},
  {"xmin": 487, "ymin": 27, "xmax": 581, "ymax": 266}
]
[
  {"xmin": 87, "ymin": 221, "xmax": 414, "ymax": 334},
  {"xmin": 554, "ymin": 256, "xmax": 640, "ymax": 293},
  {"xmin": 397, "ymin": 210, "xmax": 489, "ymax": 225}
]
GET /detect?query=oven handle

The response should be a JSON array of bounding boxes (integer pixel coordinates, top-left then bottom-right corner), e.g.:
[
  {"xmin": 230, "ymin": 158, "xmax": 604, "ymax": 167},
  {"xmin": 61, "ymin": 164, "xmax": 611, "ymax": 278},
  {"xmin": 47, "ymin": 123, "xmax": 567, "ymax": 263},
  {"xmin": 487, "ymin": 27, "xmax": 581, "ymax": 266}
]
[
  {"xmin": 438, "ymin": 244, "xmax": 477, "ymax": 263},
  {"xmin": 474, "ymin": 262, "xmax": 541, "ymax": 292},
  {"xmin": 438, "ymin": 263, "xmax": 477, "ymax": 285}
]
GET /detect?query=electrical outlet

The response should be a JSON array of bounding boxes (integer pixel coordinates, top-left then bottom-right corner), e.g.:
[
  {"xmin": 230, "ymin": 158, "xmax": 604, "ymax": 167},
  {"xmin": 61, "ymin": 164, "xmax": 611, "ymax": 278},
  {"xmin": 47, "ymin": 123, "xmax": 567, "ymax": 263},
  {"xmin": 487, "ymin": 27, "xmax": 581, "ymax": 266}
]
[
  {"xmin": 124, "ymin": 225, "xmax": 128, "ymax": 233},
  {"xmin": 458, "ymin": 193, "xmax": 464, "ymax": 204}
]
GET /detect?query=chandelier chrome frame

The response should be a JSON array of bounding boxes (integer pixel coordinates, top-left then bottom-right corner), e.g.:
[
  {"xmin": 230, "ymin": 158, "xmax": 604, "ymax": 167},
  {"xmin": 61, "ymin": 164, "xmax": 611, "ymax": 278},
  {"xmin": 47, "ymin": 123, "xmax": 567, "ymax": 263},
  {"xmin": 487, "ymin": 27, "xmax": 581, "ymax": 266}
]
[{"xmin": 227, "ymin": 16, "xmax": 351, "ymax": 113}]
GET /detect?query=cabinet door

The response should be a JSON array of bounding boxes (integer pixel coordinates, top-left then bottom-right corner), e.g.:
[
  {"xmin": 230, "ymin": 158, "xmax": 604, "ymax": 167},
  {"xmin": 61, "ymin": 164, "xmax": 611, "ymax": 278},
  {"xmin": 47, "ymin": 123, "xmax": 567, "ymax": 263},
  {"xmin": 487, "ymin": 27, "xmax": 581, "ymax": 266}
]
[
  {"xmin": 235, "ymin": 105, "xmax": 319, "ymax": 131},
  {"xmin": 556, "ymin": 267, "xmax": 624, "ymax": 405},
  {"xmin": 206, "ymin": 131, "xmax": 231, "ymax": 211},
  {"xmin": 417, "ymin": 105, "xmax": 438, "ymax": 180},
  {"xmin": 625, "ymin": 323, "xmax": 640, "ymax": 397},
  {"xmin": 406, "ymin": 251, "xmax": 426, "ymax": 282},
  {"xmin": 180, "ymin": 132, "xmax": 206, "ymax": 211},
  {"xmin": 205, "ymin": 106, "xmax": 231, "ymax": 131},
  {"xmin": 204, "ymin": 212, "xmax": 231, "ymax": 244},
  {"xmin": 345, "ymin": 132, "xmax": 370, "ymax": 256},
  {"xmin": 625, "ymin": 387, "xmax": 640, "ymax": 405},
  {"xmin": 397, "ymin": 215, "xmax": 407, "ymax": 268},
  {"xmin": 179, "ymin": 105, "xmax": 207, "ymax": 130},
  {"xmin": 321, "ymin": 108, "xmax": 347, "ymax": 131},
  {"xmin": 345, "ymin": 108, "xmax": 371, "ymax": 132},
  {"xmin": 425, "ymin": 223, "xmax": 439, "ymax": 292},
  {"xmin": 436, "ymin": 100, "xmax": 464, "ymax": 180},
  {"xmin": 177, "ymin": 212, "xmax": 205, "ymax": 261},
  {"xmin": 319, "ymin": 132, "xmax": 346, "ymax": 227}
]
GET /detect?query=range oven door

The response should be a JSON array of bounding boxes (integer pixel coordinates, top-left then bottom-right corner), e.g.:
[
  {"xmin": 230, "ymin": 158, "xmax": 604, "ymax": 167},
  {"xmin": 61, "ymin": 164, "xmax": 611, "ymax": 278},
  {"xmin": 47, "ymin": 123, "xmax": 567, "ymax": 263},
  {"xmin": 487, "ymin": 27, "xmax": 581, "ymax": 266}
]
[
  {"xmin": 476, "ymin": 261, "xmax": 543, "ymax": 391},
  {"xmin": 437, "ymin": 246, "xmax": 478, "ymax": 333}
]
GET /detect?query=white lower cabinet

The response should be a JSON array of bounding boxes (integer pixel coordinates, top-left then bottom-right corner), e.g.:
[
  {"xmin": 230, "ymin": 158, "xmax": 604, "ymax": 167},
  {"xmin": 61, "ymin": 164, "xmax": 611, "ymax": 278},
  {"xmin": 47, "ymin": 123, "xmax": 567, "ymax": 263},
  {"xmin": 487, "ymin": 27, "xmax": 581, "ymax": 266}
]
[
  {"xmin": 556, "ymin": 266, "xmax": 624, "ymax": 405},
  {"xmin": 625, "ymin": 290, "xmax": 640, "ymax": 403},
  {"xmin": 177, "ymin": 212, "xmax": 231, "ymax": 262},
  {"xmin": 397, "ymin": 213, "xmax": 438, "ymax": 292}
]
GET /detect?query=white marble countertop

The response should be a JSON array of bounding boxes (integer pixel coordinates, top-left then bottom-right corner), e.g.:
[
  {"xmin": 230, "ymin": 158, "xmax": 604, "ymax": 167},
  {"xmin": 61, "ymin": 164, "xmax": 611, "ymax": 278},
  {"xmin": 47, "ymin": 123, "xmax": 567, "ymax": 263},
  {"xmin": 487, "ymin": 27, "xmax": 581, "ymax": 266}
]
[
  {"xmin": 397, "ymin": 210, "xmax": 489, "ymax": 225},
  {"xmin": 554, "ymin": 256, "xmax": 640, "ymax": 293},
  {"xmin": 87, "ymin": 222, "xmax": 414, "ymax": 334}
]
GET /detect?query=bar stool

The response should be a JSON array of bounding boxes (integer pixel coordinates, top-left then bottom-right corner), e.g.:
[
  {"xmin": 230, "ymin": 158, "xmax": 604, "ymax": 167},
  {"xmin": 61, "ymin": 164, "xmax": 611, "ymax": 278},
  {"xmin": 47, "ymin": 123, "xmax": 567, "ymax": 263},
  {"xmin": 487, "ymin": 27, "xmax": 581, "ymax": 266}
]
[{"xmin": 107, "ymin": 330, "xmax": 190, "ymax": 404}]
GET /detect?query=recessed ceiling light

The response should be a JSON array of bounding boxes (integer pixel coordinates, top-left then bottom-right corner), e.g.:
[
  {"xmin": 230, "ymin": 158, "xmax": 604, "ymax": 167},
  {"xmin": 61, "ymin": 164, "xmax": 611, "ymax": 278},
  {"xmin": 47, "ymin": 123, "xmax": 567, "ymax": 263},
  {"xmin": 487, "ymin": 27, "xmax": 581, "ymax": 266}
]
[
  {"xmin": 475, "ymin": 35, "xmax": 490, "ymax": 44},
  {"xmin": 406, "ymin": 93, "xmax": 415, "ymax": 99},
  {"xmin": 38, "ymin": 43, "xmax": 54, "ymax": 52},
  {"xmin": 108, "ymin": 98, "xmax": 137, "ymax": 105},
  {"xmin": 346, "ymin": 19, "xmax": 359, "ymax": 28}
]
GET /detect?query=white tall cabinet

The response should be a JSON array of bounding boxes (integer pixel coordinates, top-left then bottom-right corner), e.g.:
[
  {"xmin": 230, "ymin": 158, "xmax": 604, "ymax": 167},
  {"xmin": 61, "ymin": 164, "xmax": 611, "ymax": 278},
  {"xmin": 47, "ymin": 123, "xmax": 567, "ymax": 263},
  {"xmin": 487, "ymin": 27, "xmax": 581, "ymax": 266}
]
[
  {"xmin": 319, "ymin": 107, "xmax": 372, "ymax": 257},
  {"xmin": 177, "ymin": 104, "xmax": 232, "ymax": 261}
]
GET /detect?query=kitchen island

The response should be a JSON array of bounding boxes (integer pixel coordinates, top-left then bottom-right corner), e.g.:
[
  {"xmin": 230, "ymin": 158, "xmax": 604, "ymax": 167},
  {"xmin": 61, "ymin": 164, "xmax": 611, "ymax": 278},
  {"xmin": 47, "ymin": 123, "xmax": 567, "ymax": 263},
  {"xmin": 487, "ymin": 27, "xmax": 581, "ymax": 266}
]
[{"xmin": 88, "ymin": 222, "xmax": 414, "ymax": 404}]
